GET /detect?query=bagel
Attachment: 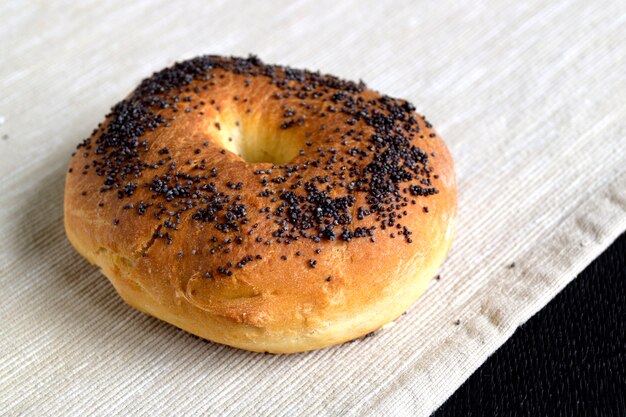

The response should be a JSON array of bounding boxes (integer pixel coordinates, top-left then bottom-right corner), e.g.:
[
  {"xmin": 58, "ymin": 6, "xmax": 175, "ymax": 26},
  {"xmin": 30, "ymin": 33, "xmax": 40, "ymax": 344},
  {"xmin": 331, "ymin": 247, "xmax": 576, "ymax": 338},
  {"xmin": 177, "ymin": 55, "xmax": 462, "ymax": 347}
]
[{"xmin": 64, "ymin": 55, "xmax": 457, "ymax": 353}]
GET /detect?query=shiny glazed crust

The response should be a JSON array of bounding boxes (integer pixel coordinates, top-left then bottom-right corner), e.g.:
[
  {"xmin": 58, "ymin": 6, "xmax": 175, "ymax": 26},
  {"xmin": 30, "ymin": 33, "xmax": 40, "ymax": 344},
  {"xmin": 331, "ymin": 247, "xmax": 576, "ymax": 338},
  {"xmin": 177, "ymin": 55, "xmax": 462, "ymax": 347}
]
[{"xmin": 64, "ymin": 56, "xmax": 456, "ymax": 353}]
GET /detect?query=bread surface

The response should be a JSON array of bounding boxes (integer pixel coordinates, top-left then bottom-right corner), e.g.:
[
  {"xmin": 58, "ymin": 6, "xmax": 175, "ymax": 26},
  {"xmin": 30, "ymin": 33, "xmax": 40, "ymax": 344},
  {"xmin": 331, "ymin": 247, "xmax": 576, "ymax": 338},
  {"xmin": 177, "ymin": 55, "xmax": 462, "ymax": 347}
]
[{"xmin": 64, "ymin": 56, "xmax": 456, "ymax": 353}]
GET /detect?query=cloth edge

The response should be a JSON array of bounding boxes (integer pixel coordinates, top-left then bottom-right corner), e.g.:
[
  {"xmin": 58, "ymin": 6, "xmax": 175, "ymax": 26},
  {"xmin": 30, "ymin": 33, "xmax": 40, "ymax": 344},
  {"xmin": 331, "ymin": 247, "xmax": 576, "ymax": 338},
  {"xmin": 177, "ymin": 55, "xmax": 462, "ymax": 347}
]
[{"xmin": 352, "ymin": 170, "xmax": 626, "ymax": 416}]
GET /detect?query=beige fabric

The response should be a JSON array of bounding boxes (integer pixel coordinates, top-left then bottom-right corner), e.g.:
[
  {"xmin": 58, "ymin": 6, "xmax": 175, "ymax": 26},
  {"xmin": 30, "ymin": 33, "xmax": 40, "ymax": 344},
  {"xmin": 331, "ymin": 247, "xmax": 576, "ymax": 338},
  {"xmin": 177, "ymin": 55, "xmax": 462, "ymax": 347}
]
[{"xmin": 1, "ymin": 1, "xmax": 625, "ymax": 415}]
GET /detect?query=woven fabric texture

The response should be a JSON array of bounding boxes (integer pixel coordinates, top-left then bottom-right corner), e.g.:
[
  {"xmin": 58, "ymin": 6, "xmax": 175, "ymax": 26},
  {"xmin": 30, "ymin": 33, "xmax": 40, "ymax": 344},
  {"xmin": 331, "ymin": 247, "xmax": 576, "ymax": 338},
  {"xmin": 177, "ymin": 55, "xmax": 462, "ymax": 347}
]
[
  {"xmin": 434, "ymin": 233, "xmax": 626, "ymax": 416},
  {"xmin": 1, "ymin": 1, "xmax": 625, "ymax": 416}
]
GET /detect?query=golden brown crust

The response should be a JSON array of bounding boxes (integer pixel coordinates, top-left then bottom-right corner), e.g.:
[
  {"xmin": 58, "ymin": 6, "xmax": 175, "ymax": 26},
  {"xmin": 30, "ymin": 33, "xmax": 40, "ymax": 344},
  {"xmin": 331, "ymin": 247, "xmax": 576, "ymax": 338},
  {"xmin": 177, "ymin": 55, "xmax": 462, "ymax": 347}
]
[{"xmin": 64, "ymin": 55, "xmax": 456, "ymax": 353}]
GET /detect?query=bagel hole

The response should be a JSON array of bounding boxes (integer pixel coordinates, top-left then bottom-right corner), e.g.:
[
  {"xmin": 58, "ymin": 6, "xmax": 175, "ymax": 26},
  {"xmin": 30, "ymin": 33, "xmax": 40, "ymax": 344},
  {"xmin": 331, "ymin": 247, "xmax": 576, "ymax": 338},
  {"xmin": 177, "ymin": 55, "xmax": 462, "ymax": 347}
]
[{"xmin": 216, "ymin": 120, "xmax": 303, "ymax": 164}]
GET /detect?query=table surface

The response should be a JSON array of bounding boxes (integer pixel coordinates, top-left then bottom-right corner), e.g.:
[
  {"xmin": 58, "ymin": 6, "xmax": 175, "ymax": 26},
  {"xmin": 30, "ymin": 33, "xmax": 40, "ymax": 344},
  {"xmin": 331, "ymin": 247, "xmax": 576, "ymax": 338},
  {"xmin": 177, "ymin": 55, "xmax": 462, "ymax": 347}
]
[{"xmin": 434, "ymin": 233, "xmax": 626, "ymax": 417}]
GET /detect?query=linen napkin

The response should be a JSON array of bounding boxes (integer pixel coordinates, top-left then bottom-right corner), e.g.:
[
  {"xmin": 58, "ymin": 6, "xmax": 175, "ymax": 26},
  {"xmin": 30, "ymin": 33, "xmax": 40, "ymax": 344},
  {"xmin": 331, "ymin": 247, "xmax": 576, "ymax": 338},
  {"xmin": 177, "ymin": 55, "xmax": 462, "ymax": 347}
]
[{"xmin": 1, "ymin": 1, "xmax": 625, "ymax": 415}]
